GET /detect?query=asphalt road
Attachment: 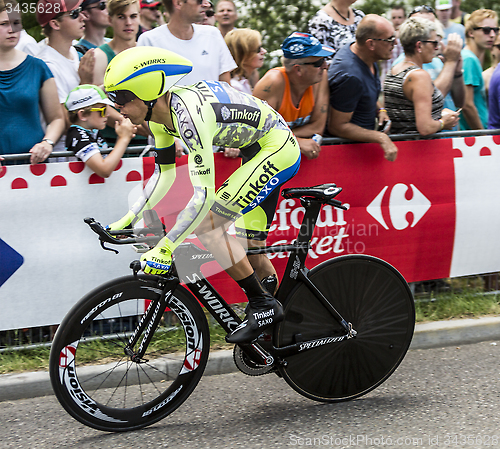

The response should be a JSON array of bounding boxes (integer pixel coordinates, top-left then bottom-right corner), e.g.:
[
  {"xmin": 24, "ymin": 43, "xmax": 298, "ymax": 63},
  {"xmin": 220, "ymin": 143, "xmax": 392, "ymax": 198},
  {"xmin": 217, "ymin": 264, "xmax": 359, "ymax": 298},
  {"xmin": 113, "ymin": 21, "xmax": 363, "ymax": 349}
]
[{"xmin": 1, "ymin": 340, "xmax": 500, "ymax": 449}]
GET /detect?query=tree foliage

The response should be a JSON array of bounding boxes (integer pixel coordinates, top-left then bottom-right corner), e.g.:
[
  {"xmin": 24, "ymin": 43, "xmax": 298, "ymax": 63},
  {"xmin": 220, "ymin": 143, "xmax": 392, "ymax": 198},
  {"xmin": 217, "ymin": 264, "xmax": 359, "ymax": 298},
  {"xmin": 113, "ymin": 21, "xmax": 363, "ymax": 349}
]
[
  {"xmin": 15, "ymin": 0, "xmax": 500, "ymax": 67},
  {"xmin": 236, "ymin": 0, "xmax": 321, "ymax": 55},
  {"xmin": 236, "ymin": 0, "xmax": 396, "ymax": 71}
]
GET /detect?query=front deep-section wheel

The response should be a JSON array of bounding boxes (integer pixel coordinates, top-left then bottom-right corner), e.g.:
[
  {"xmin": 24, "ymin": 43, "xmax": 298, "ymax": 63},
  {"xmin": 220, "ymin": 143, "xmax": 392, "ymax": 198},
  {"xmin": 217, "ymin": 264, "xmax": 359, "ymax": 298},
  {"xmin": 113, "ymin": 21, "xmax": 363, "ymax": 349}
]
[
  {"xmin": 49, "ymin": 276, "xmax": 209, "ymax": 431},
  {"xmin": 276, "ymin": 255, "xmax": 415, "ymax": 402}
]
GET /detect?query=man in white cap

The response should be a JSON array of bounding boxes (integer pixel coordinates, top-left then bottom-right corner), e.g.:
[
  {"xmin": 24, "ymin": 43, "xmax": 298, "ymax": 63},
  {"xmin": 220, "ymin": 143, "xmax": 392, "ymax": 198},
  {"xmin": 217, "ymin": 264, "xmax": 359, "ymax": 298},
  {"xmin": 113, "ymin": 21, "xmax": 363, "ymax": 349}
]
[
  {"xmin": 435, "ymin": 0, "xmax": 465, "ymax": 44},
  {"xmin": 253, "ymin": 32, "xmax": 333, "ymax": 160}
]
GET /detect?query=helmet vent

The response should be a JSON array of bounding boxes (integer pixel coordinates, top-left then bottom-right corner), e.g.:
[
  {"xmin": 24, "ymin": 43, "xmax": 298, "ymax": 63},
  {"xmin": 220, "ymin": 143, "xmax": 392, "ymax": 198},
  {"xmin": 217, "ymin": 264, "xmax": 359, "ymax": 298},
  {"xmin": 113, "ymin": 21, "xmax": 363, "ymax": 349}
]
[{"xmin": 158, "ymin": 72, "xmax": 165, "ymax": 96}]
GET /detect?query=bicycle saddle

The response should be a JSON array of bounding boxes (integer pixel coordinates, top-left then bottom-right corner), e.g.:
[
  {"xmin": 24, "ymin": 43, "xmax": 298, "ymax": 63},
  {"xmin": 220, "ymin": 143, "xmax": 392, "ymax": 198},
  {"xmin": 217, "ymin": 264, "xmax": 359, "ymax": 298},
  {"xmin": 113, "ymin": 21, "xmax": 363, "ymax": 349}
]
[{"xmin": 282, "ymin": 184, "xmax": 341, "ymax": 202}]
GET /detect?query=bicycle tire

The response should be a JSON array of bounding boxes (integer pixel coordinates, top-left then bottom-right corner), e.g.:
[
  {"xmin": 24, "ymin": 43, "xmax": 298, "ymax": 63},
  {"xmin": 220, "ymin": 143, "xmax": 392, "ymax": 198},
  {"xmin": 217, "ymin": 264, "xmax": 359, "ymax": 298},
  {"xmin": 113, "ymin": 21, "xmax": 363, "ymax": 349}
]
[
  {"xmin": 49, "ymin": 275, "xmax": 210, "ymax": 431},
  {"xmin": 275, "ymin": 254, "xmax": 415, "ymax": 402}
]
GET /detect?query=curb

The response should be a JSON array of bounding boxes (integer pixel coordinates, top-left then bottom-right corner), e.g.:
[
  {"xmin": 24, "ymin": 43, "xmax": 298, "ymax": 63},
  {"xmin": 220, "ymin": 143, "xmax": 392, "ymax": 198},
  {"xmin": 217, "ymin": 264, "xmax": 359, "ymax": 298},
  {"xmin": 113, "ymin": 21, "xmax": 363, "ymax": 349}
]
[
  {"xmin": 410, "ymin": 316, "xmax": 500, "ymax": 349},
  {"xmin": 1, "ymin": 317, "xmax": 500, "ymax": 402}
]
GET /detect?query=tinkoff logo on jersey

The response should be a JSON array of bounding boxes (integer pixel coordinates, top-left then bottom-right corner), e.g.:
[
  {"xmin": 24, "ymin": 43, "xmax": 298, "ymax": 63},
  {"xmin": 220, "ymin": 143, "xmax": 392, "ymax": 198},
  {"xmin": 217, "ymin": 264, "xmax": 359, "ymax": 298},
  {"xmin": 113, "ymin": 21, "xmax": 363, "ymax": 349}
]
[
  {"xmin": 212, "ymin": 104, "xmax": 261, "ymax": 127},
  {"xmin": 231, "ymin": 161, "xmax": 280, "ymax": 212}
]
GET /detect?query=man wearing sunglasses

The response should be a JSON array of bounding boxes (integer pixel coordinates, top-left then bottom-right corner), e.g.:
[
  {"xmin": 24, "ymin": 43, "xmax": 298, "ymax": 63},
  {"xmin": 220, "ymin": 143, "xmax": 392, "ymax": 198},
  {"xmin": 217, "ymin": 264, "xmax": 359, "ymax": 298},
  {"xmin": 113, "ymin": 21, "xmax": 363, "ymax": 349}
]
[
  {"xmin": 75, "ymin": 0, "xmax": 110, "ymax": 58},
  {"xmin": 197, "ymin": 0, "xmax": 215, "ymax": 26},
  {"xmin": 253, "ymin": 32, "xmax": 333, "ymax": 161},
  {"xmin": 104, "ymin": 46, "xmax": 302, "ymax": 343},
  {"xmin": 36, "ymin": 0, "xmax": 95, "ymax": 153},
  {"xmin": 460, "ymin": 9, "xmax": 498, "ymax": 130},
  {"xmin": 138, "ymin": 0, "xmax": 165, "ymax": 36},
  {"xmin": 328, "ymin": 14, "xmax": 398, "ymax": 161}
]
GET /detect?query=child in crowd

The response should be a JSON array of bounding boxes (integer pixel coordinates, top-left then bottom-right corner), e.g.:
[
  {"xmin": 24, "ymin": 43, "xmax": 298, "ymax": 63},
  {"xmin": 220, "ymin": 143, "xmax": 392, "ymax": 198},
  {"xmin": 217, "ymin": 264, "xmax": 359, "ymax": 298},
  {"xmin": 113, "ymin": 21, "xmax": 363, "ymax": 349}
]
[{"xmin": 64, "ymin": 85, "xmax": 136, "ymax": 177}]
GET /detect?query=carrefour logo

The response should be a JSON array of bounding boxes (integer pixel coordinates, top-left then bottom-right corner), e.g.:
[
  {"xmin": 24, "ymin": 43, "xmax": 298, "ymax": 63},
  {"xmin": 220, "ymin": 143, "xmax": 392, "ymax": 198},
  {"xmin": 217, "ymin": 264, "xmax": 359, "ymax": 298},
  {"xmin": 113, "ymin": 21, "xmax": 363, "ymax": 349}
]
[{"xmin": 367, "ymin": 184, "xmax": 431, "ymax": 230}]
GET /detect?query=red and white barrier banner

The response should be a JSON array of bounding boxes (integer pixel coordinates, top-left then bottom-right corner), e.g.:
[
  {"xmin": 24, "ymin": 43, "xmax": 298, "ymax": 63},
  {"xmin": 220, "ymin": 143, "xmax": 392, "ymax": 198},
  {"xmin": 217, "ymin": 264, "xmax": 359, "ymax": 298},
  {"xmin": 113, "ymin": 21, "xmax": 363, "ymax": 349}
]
[{"xmin": 1, "ymin": 135, "xmax": 499, "ymax": 330}]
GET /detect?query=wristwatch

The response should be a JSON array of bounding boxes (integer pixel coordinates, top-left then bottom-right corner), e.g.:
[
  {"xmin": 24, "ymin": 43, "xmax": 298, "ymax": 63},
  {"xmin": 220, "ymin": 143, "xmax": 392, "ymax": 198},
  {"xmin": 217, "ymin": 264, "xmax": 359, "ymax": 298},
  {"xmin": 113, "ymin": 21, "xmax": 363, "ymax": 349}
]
[{"xmin": 42, "ymin": 138, "xmax": 54, "ymax": 146}]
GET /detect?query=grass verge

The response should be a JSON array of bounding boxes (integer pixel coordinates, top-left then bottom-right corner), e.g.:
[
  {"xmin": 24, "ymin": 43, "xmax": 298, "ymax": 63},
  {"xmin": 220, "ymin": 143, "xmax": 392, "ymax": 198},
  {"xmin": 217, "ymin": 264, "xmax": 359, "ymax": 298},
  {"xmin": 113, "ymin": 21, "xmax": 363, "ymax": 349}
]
[{"xmin": 1, "ymin": 289, "xmax": 499, "ymax": 375}]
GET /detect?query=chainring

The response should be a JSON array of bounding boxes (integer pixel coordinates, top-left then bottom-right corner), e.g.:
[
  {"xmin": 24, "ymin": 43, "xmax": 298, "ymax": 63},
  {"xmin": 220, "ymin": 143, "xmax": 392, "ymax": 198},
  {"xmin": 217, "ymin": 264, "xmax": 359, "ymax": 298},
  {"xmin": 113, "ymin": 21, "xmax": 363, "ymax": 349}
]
[{"xmin": 233, "ymin": 345, "xmax": 274, "ymax": 376}]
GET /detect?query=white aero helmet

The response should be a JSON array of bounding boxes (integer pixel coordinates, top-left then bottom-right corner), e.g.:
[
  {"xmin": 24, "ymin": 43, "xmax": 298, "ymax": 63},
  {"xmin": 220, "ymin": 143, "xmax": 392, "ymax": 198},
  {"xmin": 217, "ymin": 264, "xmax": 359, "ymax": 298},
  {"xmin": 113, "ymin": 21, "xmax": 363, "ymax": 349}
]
[{"xmin": 104, "ymin": 46, "xmax": 193, "ymax": 105}]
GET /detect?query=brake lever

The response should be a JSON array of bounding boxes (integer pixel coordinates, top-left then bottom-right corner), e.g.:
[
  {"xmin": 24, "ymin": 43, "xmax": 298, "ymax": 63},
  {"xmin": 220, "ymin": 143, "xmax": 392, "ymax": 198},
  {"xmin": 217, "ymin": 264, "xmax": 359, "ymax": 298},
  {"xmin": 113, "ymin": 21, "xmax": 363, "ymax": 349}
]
[{"xmin": 100, "ymin": 239, "xmax": 119, "ymax": 254}]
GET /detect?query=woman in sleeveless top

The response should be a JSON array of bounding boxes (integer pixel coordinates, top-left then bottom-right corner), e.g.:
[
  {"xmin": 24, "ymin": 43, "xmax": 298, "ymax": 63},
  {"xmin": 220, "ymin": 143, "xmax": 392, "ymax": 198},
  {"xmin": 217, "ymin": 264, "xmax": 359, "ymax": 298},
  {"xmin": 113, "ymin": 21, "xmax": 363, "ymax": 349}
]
[
  {"xmin": 0, "ymin": 0, "xmax": 64, "ymax": 164},
  {"xmin": 384, "ymin": 17, "xmax": 459, "ymax": 135}
]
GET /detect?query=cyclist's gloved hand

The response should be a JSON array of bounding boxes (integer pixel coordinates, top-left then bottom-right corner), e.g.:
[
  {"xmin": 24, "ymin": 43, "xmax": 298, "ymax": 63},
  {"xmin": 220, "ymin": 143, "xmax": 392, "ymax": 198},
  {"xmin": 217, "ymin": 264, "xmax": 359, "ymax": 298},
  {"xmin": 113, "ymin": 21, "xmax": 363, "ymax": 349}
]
[
  {"xmin": 140, "ymin": 242, "xmax": 172, "ymax": 275},
  {"xmin": 107, "ymin": 211, "xmax": 136, "ymax": 231}
]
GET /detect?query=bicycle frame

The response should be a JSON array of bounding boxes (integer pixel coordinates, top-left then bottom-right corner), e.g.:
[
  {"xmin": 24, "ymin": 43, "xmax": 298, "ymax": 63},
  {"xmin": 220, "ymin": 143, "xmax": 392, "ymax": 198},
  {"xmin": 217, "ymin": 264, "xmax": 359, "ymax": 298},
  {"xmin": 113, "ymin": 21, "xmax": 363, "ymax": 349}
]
[
  {"xmin": 169, "ymin": 196, "xmax": 356, "ymax": 367},
  {"xmin": 85, "ymin": 188, "xmax": 356, "ymax": 368}
]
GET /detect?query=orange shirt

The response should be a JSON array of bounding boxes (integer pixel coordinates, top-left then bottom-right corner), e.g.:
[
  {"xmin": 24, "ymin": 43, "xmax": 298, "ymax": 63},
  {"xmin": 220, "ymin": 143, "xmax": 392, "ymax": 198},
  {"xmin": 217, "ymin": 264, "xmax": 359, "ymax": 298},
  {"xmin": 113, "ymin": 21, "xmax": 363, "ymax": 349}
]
[{"xmin": 274, "ymin": 67, "xmax": 315, "ymax": 129}]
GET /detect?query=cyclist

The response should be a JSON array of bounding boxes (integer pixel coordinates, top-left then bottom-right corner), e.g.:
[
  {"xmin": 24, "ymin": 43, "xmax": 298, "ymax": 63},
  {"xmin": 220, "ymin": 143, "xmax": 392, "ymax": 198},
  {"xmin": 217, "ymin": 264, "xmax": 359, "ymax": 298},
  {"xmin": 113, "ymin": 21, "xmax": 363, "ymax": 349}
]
[{"xmin": 103, "ymin": 46, "xmax": 301, "ymax": 343}]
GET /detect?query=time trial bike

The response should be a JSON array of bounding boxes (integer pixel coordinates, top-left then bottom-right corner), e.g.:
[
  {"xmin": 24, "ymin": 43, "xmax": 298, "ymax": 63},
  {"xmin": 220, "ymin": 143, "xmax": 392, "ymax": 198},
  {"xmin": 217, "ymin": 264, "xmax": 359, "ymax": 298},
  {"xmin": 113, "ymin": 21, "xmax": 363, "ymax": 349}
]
[{"xmin": 49, "ymin": 183, "xmax": 415, "ymax": 432}]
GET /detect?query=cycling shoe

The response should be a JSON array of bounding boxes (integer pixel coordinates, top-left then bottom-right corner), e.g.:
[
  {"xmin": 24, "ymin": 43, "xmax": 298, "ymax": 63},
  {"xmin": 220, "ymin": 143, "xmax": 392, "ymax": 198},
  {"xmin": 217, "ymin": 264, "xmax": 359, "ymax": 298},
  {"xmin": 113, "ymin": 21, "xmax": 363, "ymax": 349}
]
[{"xmin": 226, "ymin": 299, "xmax": 283, "ymax": 344}]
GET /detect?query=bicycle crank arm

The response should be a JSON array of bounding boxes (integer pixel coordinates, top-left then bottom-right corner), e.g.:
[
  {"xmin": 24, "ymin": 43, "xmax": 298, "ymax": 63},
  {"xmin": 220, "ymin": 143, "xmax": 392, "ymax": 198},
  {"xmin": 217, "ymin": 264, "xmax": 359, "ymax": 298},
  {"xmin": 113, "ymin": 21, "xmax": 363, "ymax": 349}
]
[{"xmin": 238, "ymin": 341, "xmax": 275, "ymax": 366}]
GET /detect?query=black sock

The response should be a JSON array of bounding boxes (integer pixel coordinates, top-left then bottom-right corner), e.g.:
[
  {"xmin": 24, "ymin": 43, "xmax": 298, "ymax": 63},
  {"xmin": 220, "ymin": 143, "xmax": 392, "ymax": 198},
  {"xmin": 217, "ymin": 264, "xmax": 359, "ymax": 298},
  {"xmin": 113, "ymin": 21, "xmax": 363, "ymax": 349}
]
[{"xmin": 237, "ymin": 272, "xmax": 273, "ymax": 306}]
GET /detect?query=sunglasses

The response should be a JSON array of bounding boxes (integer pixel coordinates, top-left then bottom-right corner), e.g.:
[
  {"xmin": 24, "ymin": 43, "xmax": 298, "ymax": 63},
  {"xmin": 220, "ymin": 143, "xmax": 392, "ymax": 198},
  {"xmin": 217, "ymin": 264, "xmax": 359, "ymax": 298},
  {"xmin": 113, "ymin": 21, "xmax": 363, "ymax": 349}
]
[
  {"xmin": 421, "ymin": 39, "xmax": 440, "ymax": 49},
  {"xmin": 205, "ymin": 9, "xmax": 214, "ymax": 17},
  {"xmin": 90, "ymin": 106, "xmax": 107, "ymax": 117},
  {"xmin": 494, "ymin": 44, "xmax": 500, "ymax": 50},
  {"xmin": 254, "ymin": 45, "xmax": 263, "ymax": 53},
  {"xmin": 63, "ymin": 6, "xmax": 83, "ymax": 19},
  {"xmin": 86, "ymin": 1, "xmax": 106, "ymax": 11},
  {"xmin": 408, "ymin": 5, "xmax": 436, "ymax": 17},
  {"xmin": 106, "ymin": 90, "xmax": 136, "ymax": 106},
  {"xmin": 371, "ymin": 36, "xmax": 396, "ymax": 44},
  {"xmin": 299, "ymin": 57, "xmax": 326, "ymax": 68},
  {"xmin": 473, "ymin": 26, "xmax": 500, "ymax": 35}
]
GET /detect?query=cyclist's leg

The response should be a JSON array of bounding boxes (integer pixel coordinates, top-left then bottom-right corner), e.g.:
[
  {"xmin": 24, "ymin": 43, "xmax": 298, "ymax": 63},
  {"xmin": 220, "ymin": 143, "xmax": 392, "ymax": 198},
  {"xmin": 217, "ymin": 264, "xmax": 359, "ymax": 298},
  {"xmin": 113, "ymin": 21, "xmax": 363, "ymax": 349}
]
[
  {"xmin": 234, "ymin": 190, "xmax": 280, "ymax": 294},
  {"xmin": 195, "ymin": 211, "xmax": 282, "ymax": 343},
  {"xmin": 197, "ymin": 129, "xmax": 300, "ymax": 342},
  {"xmin": 195, "ymin": 211, "xmax": 254, "ymax": 281}
]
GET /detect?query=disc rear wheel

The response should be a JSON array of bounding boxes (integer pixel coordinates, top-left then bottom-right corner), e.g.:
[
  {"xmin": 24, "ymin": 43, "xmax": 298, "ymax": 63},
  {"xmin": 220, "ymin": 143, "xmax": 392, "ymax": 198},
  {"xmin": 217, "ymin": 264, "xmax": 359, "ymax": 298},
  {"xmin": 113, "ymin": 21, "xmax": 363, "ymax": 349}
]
[{"xmin": 276, "ymin": 255, "xmax": 415, "ymax": 402}]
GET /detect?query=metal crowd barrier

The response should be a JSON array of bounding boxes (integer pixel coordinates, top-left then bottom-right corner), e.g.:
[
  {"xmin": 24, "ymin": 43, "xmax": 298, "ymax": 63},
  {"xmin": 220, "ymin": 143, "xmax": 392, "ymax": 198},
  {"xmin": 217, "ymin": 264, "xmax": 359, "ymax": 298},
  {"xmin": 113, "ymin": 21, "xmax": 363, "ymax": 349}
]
[{"xmin": 3, "ymin": 129, "xmax": 500, "ymax": 163}]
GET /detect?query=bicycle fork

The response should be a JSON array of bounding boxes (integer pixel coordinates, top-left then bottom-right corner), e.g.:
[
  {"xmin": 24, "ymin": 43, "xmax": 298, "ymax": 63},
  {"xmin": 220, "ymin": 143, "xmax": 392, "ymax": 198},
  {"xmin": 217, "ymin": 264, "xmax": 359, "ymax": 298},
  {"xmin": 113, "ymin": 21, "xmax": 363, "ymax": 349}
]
[{"xmin": 124, "ymin": 276, "xmax": 180, "ymax": 363}]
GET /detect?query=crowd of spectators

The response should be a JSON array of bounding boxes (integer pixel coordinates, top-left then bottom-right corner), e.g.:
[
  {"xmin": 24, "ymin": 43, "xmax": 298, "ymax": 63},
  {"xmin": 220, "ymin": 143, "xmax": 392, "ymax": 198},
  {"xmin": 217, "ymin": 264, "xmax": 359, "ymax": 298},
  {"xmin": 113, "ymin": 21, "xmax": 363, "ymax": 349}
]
[{"xmin": 2, "ymin": 0, "xmax": 500, "ymax": 169}]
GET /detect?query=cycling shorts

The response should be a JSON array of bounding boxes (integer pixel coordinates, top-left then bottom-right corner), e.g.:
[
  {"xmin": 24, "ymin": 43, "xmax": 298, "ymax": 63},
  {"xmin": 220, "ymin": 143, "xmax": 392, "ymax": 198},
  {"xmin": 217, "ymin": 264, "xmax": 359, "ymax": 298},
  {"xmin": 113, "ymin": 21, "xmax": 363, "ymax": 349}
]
[{"xmin": 211, "ymin": 128, "xmax": 301, "ymax": 241}]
